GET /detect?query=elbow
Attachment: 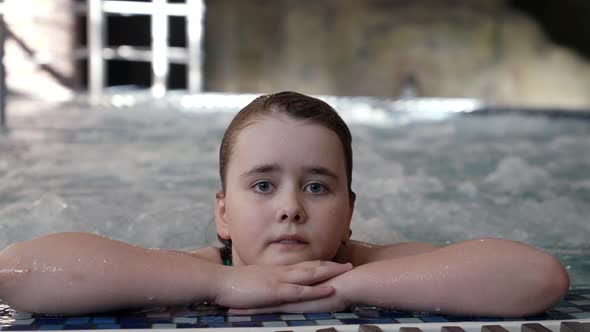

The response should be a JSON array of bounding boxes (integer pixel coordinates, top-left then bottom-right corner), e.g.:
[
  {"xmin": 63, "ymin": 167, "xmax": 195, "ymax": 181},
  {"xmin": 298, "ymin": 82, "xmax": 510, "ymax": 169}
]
[
  {"xmin": 542, "ymin": 256, "xmax": 570, "ymax": 305},
  {"xmin": 521, "ymin": 255, "xmax": 569, "ymax": 316}
]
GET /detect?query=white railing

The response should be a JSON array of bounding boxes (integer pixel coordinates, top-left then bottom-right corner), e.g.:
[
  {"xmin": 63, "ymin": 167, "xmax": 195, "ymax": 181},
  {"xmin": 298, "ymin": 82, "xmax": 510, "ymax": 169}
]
[{"xmin": 84, "ymin": 0, "xmax": 205, "ymax": 104}]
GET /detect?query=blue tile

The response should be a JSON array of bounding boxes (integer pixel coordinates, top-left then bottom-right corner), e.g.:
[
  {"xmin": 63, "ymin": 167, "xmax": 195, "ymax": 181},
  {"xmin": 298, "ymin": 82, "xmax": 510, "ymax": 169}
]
[
  {"xmin": 64, "ymin": 324, "xmax": 93, "ymax": 330},
  {"xmin": 305, "ymin": 313, "xmax": 333, "ymax": 320},
  {"xmin": 146, "ymin": 318, "xmax": 173, "ymax": 324},
  {"xmin": 177, "ymin": 323, "xmax": 207, "ymax": 328},
  {"xmin": 421, "ymin": 316, "xmax": 449, "ymax": 323},
  {"xmin": 445, "ymin": 316, "xmax": 476, "ymax": 322},
  {"xmin": 354, "ymin": 310, "xmax": 382, "ymax": 318},
  {"xmin": 92, "ymin": 317, "xmax": 117, "ymax": 324},
  {"xmin": 250, "ymin": 314, "xmax": 282, "ymax": 322},
  {"xmin": 340, "ymin": 318, "xmax": 371, "ymax": 325},
  {"xmin": 363, "ymin": 318, "xmax": 395, "ymax": 324},
  {"xmin": 95, "ymin": 323, "xmax": 121, "ymax": 329},
  {"xmin": 474, "ymin": 317, "xmax": 502, "ymax": 322},
  {"xmin": 37, "ymin": 318, "xmax": 65, "ymax": 325},
  {"xmin": 287, "ymin": 320, "xmax": 316, "ymax": 326},
  {"xmin": 199, "ymin": 316, "xmax": 225, "ymax": 323},
  {"xmin": 38, "ymin": 325, "xmax": 64, "ymax": 330},
  {"xmin": 203, "ymin": 322, "xmax": 233, "ymax": 328},
  {"xmin": 379, "ymin": 311, "xmax": 413, "ymax": 318},
  {"xmin": 1, "ymin": 326, "xmax": 36, "ymax": 331},
  {"xmin": 120, "ymin": 322, "xmax": 151, "ymax": 329},
  {"xmin": 231, "ymin": 321, "xmax": 263, "ymax": 327},
  {"xmin": 64, "ymin": 317, "xmax": 90, "ymax": 325},
  {"xmin": 118, "ymin": 317, "xmax": 146, "ymax": 325}
]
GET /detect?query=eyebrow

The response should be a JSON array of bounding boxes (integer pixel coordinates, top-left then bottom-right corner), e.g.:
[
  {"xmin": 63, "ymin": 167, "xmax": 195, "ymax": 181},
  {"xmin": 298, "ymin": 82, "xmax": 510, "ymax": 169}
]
[{"xmin": 241, "ymin": 163, "xmax": 339, "ymax": 179}]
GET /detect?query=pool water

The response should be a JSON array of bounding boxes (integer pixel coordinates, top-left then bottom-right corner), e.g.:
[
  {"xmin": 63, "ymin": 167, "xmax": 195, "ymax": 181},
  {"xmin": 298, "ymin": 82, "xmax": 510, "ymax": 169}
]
[{"xmin": 0, "ymin": 97, "xmax": 589, "ymax": 288}]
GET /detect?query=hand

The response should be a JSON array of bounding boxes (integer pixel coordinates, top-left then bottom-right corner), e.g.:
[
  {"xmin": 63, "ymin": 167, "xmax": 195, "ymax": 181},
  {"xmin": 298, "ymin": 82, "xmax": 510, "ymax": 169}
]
[
  {"xmin": 214, "ymin": 260, "xmax": 353, "ymax": 309},
  {"xmin": 227, "ymin": 269, "xmax": 353, "ymax": 314}
]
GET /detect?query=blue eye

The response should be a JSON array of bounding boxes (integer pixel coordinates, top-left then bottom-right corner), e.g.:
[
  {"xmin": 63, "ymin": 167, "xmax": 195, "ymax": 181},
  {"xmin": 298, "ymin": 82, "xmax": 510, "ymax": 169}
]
[
  {"xmin": 253, "ymin": 181, "xmax": 275, "ymax": 193},
  {"xmin": 305, "ymin": 182, "xmax": 327, "ymax": 194}
]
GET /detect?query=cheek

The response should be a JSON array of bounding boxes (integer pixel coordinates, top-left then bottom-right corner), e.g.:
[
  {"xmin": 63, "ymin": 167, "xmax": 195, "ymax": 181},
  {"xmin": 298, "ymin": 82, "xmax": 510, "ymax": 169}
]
[
  {"xmin": 225, "ymin": 195, "xmax": 271, "ymax": 238},
  {"xmin": 311, "ymin": 200, "xmax": 350, "ymax": 234}
]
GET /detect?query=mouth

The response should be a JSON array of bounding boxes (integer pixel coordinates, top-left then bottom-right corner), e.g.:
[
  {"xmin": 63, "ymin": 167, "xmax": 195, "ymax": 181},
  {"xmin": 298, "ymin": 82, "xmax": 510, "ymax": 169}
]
[{"xmin": 271, "ymin": 235, "xmax": 308, "ymax": 245}]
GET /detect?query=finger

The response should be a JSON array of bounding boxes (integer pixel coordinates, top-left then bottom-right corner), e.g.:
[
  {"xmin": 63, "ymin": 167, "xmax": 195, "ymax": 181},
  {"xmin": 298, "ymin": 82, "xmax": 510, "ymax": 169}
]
[
  {"xmin": 277, "ymin": 284, "xmax": 334, "ymax": 302},
  {"xmin": 229, "ymin": 298, "xmax": 332, "ymax": 315},
  {"xmin": 282, "ymin": 261, "xmax": 352, "ymax": 285}
]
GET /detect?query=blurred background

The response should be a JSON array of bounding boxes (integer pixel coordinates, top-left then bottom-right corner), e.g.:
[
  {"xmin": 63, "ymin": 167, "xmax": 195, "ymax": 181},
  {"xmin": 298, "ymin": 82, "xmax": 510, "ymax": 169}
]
[
  {"xmin": 0, "ymin": 1, "xmax": 589, "ymax": 287},
  {"xmin": 2, "ymin": 0, "xmax": 590, "ymax": 107}
]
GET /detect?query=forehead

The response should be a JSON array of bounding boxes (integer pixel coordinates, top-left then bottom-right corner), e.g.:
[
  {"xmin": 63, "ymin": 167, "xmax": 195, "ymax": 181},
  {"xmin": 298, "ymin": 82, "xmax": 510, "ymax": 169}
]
[{"xmin": 229, "ymin": 114, "xmax": 346, "ymax": 173}]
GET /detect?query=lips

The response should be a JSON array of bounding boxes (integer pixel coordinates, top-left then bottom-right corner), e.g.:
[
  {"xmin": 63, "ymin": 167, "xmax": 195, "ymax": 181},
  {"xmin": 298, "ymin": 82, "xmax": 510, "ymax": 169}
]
[{"xmin": 271, "ymin": 234, "xmax": 308, "ymax": 245}]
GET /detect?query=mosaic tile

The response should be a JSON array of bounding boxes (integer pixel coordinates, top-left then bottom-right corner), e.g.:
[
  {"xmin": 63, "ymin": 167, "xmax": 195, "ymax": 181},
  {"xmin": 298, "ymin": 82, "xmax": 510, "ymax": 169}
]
[
  {"xmin": 230, "ymin": 321, "xmax": 262, "ymax": 328},
  {"xmin": 10, "ymin": 319, "xmax": 35, "ymax": 325},
  {"xmin": 339, "ymin": 319, "xmax": 371, "ymax": 325},
  {"xmin": 151, "ymin": 323, "xmax": 177, "ymax": 329},
  {"xmin": 119, "ymin": 322, "xmax": 151, "ymax": 329},
  {"xmin": 64, "ymin": 317, "xmax": 90, "ymax": 325},
  {"xmin": 280, "ymin": 314, "xmax": 306, "ymax": 320},
  {"xmin": 64, "ymin": 324, "xmax": 93, "ymax": 330},
  {"xmin": 421, "ymin": 316, "xmax": 449, "ymax": 323},
  {"xmin": 395, "ymin": 317, "xmax": 424, "ymax": 324},
  {"xmin": 261, "ymin": 321, "xmax": 288, "ymax": 327},
  {"xmin": 314, "ymin": 319, "xmax": 342, "ymax": 325},
  {"xmin": 251, "ymin": 314, "xmax": 282, "ymax": 322},
  {"xmin": 555, "ymin": 307, "xmax": 583, "ymax": 313},
  {"xmin": 287, "ymin": 320, "xmax": 316, "ymax": 326},
  {"xmin": 332, "ymin": 313, "xmax": 359, "ymax": 319},
  {"xmin": 199, "ymin": 316, "xmax": 225, "ymax": 323},
  {"xmin": 226, "ymin": 316, "xmax": 251, "ymax": 323},
  {"xmin": 94, "ymin": 324, "xmax": 120, "ymax": 329},
  {"xmin": 0, "ymin": 288, "xmax": 589, "ymax": 330},
  {"xmin": 203, "ymin": 322, "xmax": 232, "ymax": 328},
  {"xmin": 38, "ymin": 325, "xmax": 64, "ymax": 330},
  {"xmin": 571, "ymin": 312, "xmax": 590, "ymax": 319},
  {"xmin": 362, "ymin": 318, "xmax": 395, "ymax": 324},
  {"xmin": 305, "ymin": 313, "xmax": 333, "ymax": 320},
  {"xmin": 172, "ymin": 317, "xmax": 197, "ymax": 324}
]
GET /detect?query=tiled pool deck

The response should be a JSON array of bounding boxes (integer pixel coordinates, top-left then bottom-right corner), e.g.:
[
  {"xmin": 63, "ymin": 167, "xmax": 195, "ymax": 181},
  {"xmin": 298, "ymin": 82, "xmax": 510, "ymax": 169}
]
[{"xmin": 1, "ymin": 289, "xmax": 589, "ymax": 330}]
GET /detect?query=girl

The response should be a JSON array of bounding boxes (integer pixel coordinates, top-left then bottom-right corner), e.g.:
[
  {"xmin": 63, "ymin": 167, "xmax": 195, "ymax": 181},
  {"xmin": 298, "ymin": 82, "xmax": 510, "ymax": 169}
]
[{"xmin": 0, "ymin": 91, "xmax": 569, "ymax": 316}]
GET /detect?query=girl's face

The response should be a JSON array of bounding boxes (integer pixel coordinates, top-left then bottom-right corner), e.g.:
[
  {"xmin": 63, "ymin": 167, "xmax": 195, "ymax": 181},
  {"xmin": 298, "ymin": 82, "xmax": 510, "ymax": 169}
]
[{"xmin": 215, "ymin": 114, "xmax": 354, "ymax": 266}]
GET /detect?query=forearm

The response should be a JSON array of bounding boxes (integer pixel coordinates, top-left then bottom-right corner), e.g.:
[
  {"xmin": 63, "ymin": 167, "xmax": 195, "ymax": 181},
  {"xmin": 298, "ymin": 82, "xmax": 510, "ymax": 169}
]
[
  {"xmin": 0, "ymin": 232, "xmax": 224, "ymax": 314},
  {"xmin": 343, "ymin": 238, "xmax": 569, "ymax": 317}
]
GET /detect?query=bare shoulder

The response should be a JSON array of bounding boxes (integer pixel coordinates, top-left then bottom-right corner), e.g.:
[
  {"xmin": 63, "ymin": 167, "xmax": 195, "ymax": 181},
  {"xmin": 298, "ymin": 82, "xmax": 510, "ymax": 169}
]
[
  {"xmin": 190, "ymin": 246, "xmax": 222, "ymax": 264},
  {"xmin": 336, "ymin": 240, "xmax": 441, "ymax": 266}
]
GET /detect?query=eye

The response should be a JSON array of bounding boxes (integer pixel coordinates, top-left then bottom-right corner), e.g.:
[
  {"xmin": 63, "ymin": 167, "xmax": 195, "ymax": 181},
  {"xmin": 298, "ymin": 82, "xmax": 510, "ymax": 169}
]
[
  {"xmin": 304, "ymin": 182, "xmax": 327, "ymax": 194},
  {"xmin": 252, "ymin": 181, "xmax": 275, "ymax": 193}
]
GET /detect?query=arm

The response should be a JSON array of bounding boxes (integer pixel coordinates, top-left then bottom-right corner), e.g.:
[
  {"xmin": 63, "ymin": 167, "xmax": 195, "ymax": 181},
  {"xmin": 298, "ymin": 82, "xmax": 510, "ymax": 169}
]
[
  {"xmin": 0, "ymin": 232, "xmax": 224, "ymax": 314},
  {"xmin": 342, "ymin": 238, "xmax": 569, "ymax": 317},
  {"xmin": 0, "ymin": 232, "xmax": 352, "ymax": 315},
  {"xmin": 231, "ymin": 238, "xmax": 569, "ymax": 317}
]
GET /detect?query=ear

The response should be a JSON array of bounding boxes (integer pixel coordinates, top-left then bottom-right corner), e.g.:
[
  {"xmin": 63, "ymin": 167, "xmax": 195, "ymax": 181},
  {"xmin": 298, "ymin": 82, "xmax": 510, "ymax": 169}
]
[
  {"xmin": 345, "ymin": 193, "xmax": 356, "ymax": 240},
  {"xmin": 215, "ymin": 191, "xmax": 231, "ymax": 240}
]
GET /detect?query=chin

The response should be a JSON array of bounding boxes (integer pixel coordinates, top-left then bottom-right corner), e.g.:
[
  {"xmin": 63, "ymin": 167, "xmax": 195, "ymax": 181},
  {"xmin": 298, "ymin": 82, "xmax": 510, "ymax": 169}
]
[{"xmin": 258, "ymin": 254, "xmax": 312, "ymax": 266}]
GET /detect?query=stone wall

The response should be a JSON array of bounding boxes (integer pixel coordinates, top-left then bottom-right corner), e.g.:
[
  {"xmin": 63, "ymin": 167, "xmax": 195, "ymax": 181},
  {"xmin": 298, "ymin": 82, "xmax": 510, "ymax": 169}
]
[
  {"xmin": 3, "ymin": 0, "xmax": 76, "ymax": 101},
  {"xmin": 204, "ymin": 0, "xmax": 590, "ymax": 108}
]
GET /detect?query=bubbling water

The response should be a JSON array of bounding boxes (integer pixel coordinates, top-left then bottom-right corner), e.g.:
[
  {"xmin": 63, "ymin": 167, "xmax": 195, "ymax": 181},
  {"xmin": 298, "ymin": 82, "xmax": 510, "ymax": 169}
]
[{"xmin": 0, "ymin": 101, "xmax": 589, "ymax": 287}]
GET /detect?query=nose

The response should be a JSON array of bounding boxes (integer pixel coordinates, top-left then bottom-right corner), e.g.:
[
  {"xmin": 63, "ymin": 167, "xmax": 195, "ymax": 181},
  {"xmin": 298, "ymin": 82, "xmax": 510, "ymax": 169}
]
[{"xmin": 276, "ymin": 190, "xmax": 307, "ymax": 223}]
